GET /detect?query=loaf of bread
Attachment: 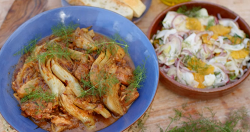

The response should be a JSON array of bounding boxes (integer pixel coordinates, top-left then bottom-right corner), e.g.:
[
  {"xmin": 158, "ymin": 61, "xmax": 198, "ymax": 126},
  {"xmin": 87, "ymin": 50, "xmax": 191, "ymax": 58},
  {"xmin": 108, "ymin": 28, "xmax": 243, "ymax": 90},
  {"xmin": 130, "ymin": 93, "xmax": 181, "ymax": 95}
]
[
  {"xmin": 119, "ymin": 0, "xmax": 146, "ymax": 18},
  {"xmin": 67, "ymin": 0, "xmax": 134, "ymax": 20}
]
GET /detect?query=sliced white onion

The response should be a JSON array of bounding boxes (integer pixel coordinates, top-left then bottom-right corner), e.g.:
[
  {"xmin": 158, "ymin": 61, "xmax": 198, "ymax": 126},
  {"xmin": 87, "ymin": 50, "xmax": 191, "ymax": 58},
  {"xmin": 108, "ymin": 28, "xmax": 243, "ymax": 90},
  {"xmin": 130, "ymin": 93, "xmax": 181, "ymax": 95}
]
[
  {"xmin": 238, "ymin": 69, "xmax": 244, "ymax": 78},
  {"xmin": 213, "ymin": 63, "xmax": 230, "ymax": 74},
  {"xmin": 214, "ymin": 74, "xmax": 229, "ymax": 87},
  {"xmin": 176, "ymin": 56, "xmax": 184, "ymax": 84},
  {"xmin": 234, "ymin": 16, "xmax": 240, "ymax": 22},
  {"xmin": 214, "ymin": 16, "xmax": 219, "ymax": 24},
  {"xmin": 160, "ymin": 66, "xmax": 170, "ymax": 73},
  {"xmin": 217, "ymin": 13, "xmax": 222, "ymax": 20},
  {"xmin": 195, "ymin": 31, "xmax": 213, "ymax": 43},
  {"xmin": 171, "ymin": 14, "xmax": 186, "ymax": 29}
]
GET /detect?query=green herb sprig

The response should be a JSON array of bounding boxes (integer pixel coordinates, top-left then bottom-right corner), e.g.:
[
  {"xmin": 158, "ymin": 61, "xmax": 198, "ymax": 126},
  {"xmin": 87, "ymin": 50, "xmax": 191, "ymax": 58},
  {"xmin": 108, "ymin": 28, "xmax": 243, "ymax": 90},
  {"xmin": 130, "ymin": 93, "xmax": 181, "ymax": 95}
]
[
  {"xmin": 129, "ymin": 59, "xmax": 147, "ymax": 89},
  {"xmin": 52, "ymin": 22, "xmax": 79, "ymax": 44},
  {"xmin": 27, "ymin": 42, "xmax": 72, "ymax": 63},
  {"xmin": 21, "ymin": 86, "xmax": 55, "ymax": 103},
  {"xmin": 137, "ymin": 119, "xmax": 147, "ymax": 132},
  {"xmin": 80, "ymin": 71, "xmax": 119, "ymax": 98},
  {"xmin": 229, "ymin": 73, "xmax": 238, "ymax": 80},
  {"xmin": 87, "ymin": 33, "xmax": 129, "ymax": 55},
  {"xmin": 184, "ymin": 55, "xmax": 209, "ymax": 74},
  {"xmin": 177, "ymin": 6, "xmax": 202, "ymax": 17},
  {"xmin": 206, "ymin": 18, "xmax": 215, "ymax": 30},
  {"xmin": 158, "ymin": 106, "xmax": 249, "ymax": 132},
  {"xmin": 14, "ymin": 36, "xmax": 41, "ymax": 56}
]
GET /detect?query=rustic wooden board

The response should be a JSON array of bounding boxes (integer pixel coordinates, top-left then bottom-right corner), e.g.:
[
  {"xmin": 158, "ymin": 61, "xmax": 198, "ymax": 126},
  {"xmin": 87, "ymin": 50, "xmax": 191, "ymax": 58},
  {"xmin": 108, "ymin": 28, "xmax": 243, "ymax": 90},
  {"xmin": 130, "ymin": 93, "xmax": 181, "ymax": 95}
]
[
  {"xmin": 1, "ymin": 0, "xmax": 250, "ymax": 132},
  {"xmin": 0, "ymin": 0, "xmax": 47, "ymax": 49}
]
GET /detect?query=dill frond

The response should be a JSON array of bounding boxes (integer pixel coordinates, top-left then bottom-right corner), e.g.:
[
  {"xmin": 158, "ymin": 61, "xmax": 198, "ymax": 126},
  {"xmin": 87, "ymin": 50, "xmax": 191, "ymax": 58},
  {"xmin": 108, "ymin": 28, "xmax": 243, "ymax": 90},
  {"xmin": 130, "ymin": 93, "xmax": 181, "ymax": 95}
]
[
  {"xmin": 137, "ymin": 119, "xmax": 147, "ymax": 132},
  {"xmin": 79, "ymin": 74, "xmax": 99, "ymax": 98},
  {"xmin": 206, "ymin": 18, "xmax": 215, "ymax": 30},
  {"xmin": 176, "ymin": 6, "xmax": 202, "ymax": 17},
  {"xmin": 177, "ymin": 6, "xmax": 188, "ymax": 14},
  {"xmin": 21, "ymin": 86, "xmax": 55, "ymax": 103},
  {"xmin": 80, "ymin": 70, "xmax": 119, "ymax": 98},
  {"xmin": 111, "ymin": 33, "xmax": 129, "ymax": 53},
  {"xmin": 246, "ymin": 34, "xmax": 249, "ymax": 38},
  {"xmin": 27, "ymin": 42, "xmax": 72, "ymax": 63},
  {"xmin": 87, "ymin": 33, "xmax": 129, "ymax": 55},
  {"xmin": 129, "ymin": 59, "xmax": 147, "ymax": 89},
  {"xmin": 51, "ymin": 22, "xmax": 79, "ymax": 45},
  {"xmin": 229, "ymin": 73, "xmax": 238, "ymax": 80},
  {"xmin": 185, "ymin": 56, "xmax": 209, "ymax": 74},
  {"xmin": 158, "ymin": 106, "xmax": 250, "ymax": 132},
  {"xmin": 14, "ymin": 36, "xmax": 41, "ymax": 56}
]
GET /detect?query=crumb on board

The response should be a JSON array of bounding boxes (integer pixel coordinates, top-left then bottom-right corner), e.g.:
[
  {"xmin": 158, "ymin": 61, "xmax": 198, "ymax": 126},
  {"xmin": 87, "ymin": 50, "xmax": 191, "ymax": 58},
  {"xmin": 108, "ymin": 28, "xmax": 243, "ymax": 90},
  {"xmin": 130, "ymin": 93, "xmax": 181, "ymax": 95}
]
[
  {"xmin": 124, "ymin": 106, "xmax": 151, "ymax": 132},
  {"xmin": 0, "ymin": 114, "xmax": 17, "ymax": 132}
]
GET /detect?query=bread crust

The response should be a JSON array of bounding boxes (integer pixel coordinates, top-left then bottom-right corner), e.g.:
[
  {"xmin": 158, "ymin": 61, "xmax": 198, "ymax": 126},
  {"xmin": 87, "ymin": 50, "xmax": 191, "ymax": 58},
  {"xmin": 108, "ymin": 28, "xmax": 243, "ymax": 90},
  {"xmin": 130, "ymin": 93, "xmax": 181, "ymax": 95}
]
[
  {"xmin": 67, "ymin": 0, "xmax": 134, "ymax": 20},
  {"xmin": 120, "ymin": 0, "xmax": 146, "ymax": 18}
]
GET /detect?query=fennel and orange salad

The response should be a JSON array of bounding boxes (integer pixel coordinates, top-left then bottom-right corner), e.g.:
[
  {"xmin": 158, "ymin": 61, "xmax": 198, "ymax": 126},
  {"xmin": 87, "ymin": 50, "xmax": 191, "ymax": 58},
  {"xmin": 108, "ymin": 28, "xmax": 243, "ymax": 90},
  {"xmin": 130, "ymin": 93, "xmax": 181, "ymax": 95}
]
[{"xmin": 151, "ymin": 6, "xmax": 250, "ymax": 89}]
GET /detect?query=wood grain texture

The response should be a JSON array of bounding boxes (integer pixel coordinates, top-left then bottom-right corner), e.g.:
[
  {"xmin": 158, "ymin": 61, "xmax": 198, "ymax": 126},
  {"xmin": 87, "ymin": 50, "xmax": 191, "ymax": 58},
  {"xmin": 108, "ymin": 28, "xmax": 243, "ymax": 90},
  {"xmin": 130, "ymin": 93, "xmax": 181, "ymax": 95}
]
[
  {"xmin": 0, "ymin": 0, "xmax": 48, "ymax": 49},
  {"xmin": 0, "ymin": 0, "xmax": 14, "ymax": 27},
  {"xmin": 1, "ymin": 0, "xmax": 250, "ymax": 132}
]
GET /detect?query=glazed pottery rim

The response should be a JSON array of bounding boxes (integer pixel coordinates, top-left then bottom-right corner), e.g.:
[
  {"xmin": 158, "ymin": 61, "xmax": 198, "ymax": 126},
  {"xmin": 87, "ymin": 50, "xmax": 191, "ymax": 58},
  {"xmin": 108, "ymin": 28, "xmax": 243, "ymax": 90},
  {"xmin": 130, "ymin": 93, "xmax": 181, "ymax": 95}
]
[{"xmin": 147, "ymin": 1, "xmax": 250, "ymax": 94}]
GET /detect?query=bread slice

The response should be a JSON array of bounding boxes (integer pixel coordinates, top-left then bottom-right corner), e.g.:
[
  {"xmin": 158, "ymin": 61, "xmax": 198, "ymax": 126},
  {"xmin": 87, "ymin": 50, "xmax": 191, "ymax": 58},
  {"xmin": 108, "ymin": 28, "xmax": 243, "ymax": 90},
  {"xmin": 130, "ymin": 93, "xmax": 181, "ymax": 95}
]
[
  {"xmin": 67, "ymin": 0, "xmax": 85, "ymax": 5},
  {"xmin": 67, "ymin": 0, "xmax": 134, "ymax": 20},
  {"xmin": 119, "ymin": 0, "xmax": 146, "ymax": 18}
]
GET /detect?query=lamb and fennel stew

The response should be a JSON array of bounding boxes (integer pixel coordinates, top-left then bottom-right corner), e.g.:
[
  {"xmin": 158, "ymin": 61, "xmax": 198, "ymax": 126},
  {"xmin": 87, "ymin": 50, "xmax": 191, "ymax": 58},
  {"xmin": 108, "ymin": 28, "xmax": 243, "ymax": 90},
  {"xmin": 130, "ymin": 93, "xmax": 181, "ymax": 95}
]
[{"xmin": 12, "ymin": 23, "xmax": 146, "ymax": 132}]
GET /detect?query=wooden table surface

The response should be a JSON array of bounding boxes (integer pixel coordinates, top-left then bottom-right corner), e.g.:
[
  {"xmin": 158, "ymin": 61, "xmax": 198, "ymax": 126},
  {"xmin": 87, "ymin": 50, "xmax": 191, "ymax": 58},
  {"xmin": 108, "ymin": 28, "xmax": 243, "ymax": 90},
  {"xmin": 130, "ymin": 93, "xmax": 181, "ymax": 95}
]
[{"xmin": 1, "ymin": 0, "xmax": 250, "ymax": 131}]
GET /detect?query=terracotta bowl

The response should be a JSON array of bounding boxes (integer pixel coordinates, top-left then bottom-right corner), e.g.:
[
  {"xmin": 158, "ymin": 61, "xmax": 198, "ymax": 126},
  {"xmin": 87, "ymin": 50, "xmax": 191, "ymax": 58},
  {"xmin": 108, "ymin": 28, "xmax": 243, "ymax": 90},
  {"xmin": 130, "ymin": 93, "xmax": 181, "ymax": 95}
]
[{"xmin": 147, "ymin": 1, "xmax": 250, "ymax": 99}]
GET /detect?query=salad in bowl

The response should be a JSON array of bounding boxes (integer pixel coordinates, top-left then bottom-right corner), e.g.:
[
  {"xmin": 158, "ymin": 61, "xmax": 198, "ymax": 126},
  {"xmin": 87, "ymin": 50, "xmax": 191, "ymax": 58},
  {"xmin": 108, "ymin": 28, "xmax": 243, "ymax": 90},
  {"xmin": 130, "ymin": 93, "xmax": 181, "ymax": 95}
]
[{"xmin": 151, "ymin": 5, "xmax": 250, "ymax": 89}]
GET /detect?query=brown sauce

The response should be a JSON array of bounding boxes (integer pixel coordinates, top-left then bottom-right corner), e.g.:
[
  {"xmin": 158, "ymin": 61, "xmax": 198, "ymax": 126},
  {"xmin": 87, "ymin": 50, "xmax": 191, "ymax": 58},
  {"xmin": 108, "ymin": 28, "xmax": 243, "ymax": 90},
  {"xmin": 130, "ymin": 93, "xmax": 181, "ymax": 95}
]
[{"xmin": 13, "ymin": 32, "xmax": 135, "ymax": 132}]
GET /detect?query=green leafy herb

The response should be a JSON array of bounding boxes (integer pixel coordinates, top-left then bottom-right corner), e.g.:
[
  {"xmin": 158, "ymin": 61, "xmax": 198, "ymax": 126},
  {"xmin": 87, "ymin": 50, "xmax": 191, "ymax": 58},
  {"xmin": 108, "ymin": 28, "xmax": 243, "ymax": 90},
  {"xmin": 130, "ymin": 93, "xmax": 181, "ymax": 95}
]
[
  {"xmin": 87, "ymin": 33, "xmax": 129, "ymax": 55},
  {"xmin": 176, "ymin": 6, "xmax": 202, "ymax": 17},
  {"xmin": 229, "ymin": 74, "xmax": 238, "ymax": 80},
  {"xmin": 80, "ymin": 71, "xmax": 119, "ymax": 98},
  {"xmin": 27, "ymin": 41, "xmax": 72, "ymax": 63},
  {"xmin": 233, "ymin": 34, "xmax": 242, "ymax": 39},
  {"xmin": 185, "ymin": 56, "xmax": 209, "ymax": 74},
  {"xmin": 214, "ymin": 72, "xmax": 221, "ymax": 76},
  {"xmin": 14, "ymin": 36, "xmax": 41, "ymax": 56},
  {"xmin": 176, "ymin": 6, "xmax": 188, "ymax": 14},
  {"xmin": 137, "ymin": 119, "xmax": 147, "ymax": 132},
  {"xmin": 158, "ymin": 106, "xmax": 249, "ymax": 132},
  {"xmin": 231, "ymin": 34, "xmax": 242, "ymax": 44},
  {"xmin": 21, "ymin": 86, "xmax": 55, "ymax": 103},
  {"xmin": 51, "ymin": 22, "xmax": 79, "ymax": 44},
  {"xmin": 112, "ymin": 33, "xmax": 129, "ymax": 53},
  {"xmin": 174, "ymin": 76, "xmax": 177, "ymax": 81},
  {"xmin": 246, "ymin": 34, "xmax": 249, "ymax": 38},
  {"xmin": 129, "ymin": 59, "xmax": 147, "ymax": 89},
  {"xmin": 166, "ymin": 109, "xmax": 182, "ymax": 132},
  {"xmin": 206, "ymin": 18, "xmax": 215, "ymax": 30}
]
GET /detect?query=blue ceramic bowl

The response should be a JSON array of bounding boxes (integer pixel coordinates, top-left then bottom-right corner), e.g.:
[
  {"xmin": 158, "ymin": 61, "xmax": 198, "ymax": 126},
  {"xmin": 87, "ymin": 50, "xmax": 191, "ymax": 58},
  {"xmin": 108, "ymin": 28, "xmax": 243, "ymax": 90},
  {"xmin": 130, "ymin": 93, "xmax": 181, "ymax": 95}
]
[
  {"xmin": 61, "ymin": 0, "xmax": 152, "ymax": 23},
  {"xmin": 0, "ymin": 6, "xmax": 159, "ymax": 132}
]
